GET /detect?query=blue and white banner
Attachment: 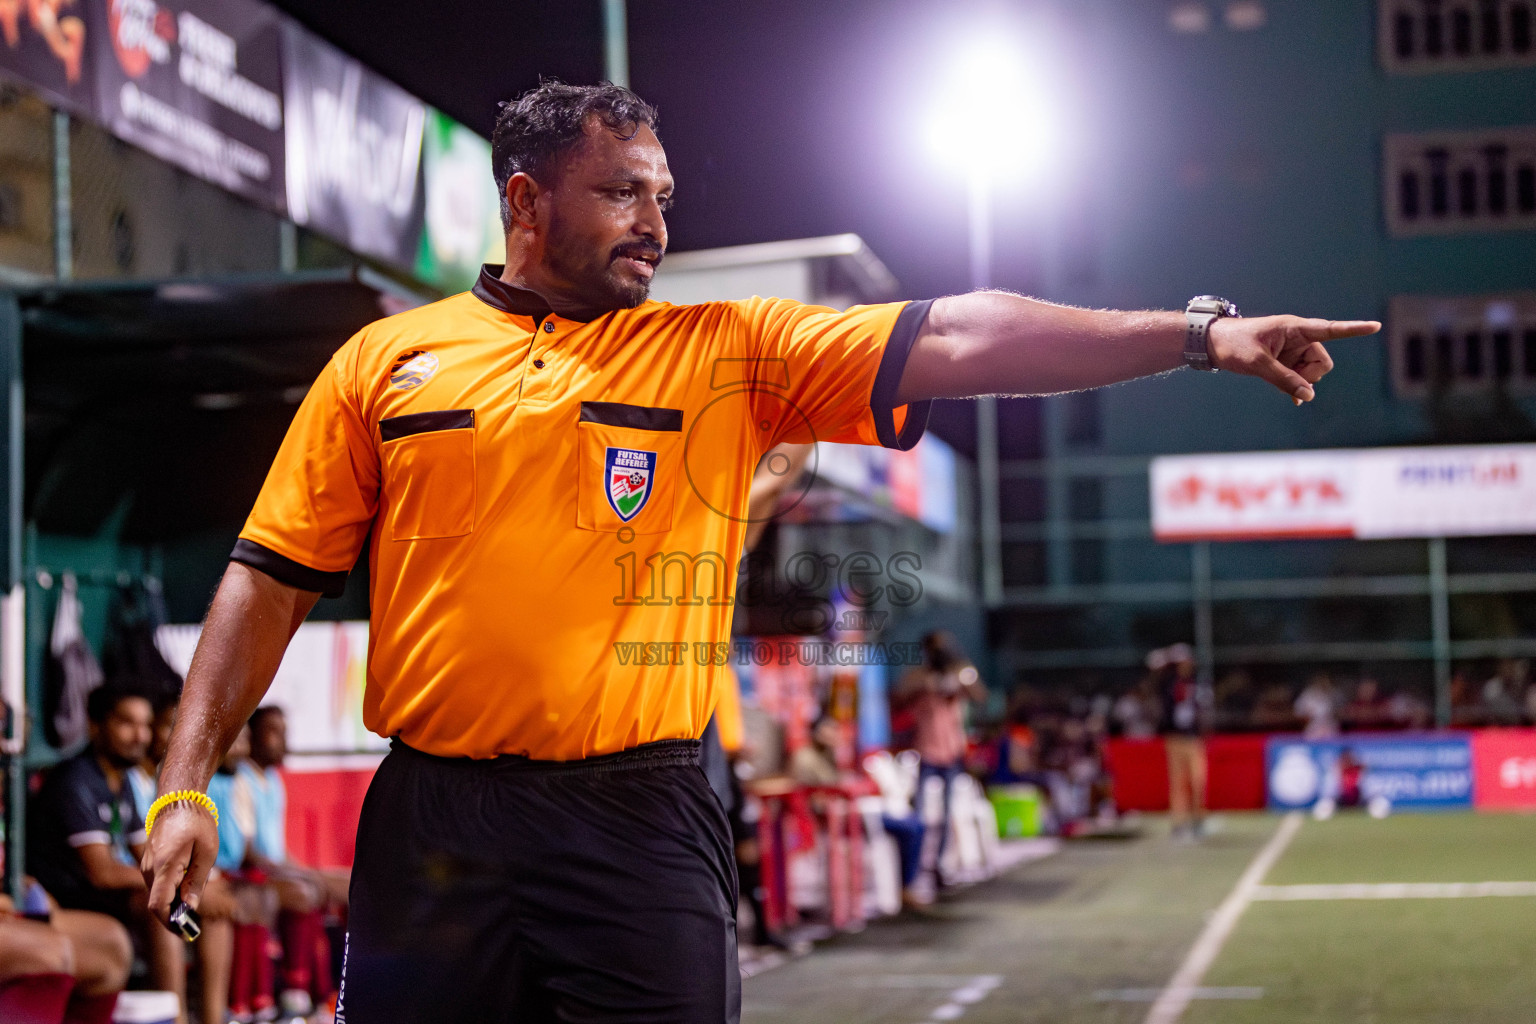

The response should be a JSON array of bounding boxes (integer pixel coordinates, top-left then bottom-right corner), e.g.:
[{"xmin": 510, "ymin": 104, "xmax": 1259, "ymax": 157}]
[{"xmin": 1265, "ymin": 734, "xmax": 1473, "ymax": 811}]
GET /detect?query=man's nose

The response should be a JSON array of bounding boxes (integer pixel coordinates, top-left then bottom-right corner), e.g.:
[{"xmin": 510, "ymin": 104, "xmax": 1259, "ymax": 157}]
[{"xmin": 634, "ymin": 197, "xmax": 667, "ymax": 245}]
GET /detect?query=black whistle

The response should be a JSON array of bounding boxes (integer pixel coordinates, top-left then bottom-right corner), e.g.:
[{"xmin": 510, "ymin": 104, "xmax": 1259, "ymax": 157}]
[{"xmin": 167, "ymin": 897, "xmax": 202, "ymax": 942}]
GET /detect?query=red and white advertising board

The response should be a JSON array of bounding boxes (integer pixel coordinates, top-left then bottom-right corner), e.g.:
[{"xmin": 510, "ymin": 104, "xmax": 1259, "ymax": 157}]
[
  {"xmin": 1472, "ymin": 729, "xmax": 1536, "ymax": 810},
  {"xmin": 1151, "ymin": 443, "xmax": 1536, "ymax": 542}
]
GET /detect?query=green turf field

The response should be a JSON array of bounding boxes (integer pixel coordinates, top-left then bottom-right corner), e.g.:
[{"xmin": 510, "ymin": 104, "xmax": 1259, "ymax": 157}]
[
  {"xmin": 1186, "ymin": 813, "xmax": 1536, "ymax": 1024},
  {"xmin": 742, "ymin": 811, "xmax": 1536, "ymax": 1024}
]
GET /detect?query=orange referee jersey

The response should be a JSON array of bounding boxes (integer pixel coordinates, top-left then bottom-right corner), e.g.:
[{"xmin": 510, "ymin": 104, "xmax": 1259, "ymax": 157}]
[{"xmin": 234, "ymin": 266, "xmax": 930, "ymax": 760}]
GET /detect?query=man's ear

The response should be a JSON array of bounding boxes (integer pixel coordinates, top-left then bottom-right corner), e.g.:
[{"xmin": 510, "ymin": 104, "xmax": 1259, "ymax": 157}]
[{"xmin": 506, "ymin": 172, "xmax": 541, "ymax": 231}]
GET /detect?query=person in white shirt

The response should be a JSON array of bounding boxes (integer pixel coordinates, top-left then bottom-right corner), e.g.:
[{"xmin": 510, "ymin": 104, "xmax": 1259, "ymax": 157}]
[{"xmin": 1294, "ymin": 674, "xmax": 1340, "ymax": 739}]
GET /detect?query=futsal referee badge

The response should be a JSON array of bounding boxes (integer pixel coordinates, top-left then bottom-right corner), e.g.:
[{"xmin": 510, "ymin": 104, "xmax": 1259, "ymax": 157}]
[{"xmin": 605, "ymin": 447, "xmax": 657, "ymax": 522}]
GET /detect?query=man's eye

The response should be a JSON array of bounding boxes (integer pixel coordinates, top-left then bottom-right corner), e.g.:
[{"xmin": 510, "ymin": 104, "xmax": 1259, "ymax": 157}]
[
  {"xmin": 658, "ymin": 196, "xmax": 674, "ymax": 211},
  {"xmin": 611, "ymin": 188, "xmax": 634, "ymax": 200}
]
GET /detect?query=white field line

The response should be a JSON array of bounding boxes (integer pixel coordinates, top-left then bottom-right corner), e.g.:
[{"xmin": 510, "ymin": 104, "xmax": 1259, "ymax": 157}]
[
  {"xmin": 1096, "ymin": 987, "xmax": 1264, "ymax": 1002},
  {"xmin": 913, "ymin": 974, "xmax": 1003, "ymax": 1024},
  {"xmin": 1253, "ymin": 881, "xmax": 1536, "ymax": 901},
  {"xmin": 1141, "ymin": 813, "xmax": 1303, "ymax": 1024}
]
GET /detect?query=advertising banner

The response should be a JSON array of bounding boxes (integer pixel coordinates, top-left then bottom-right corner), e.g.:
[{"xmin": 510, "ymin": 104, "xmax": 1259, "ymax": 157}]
[
  {"xmin": 86, "ymin": 0, "xmax": 284, "ymax": 209},
  {"xmin": 158, "ymin": 620, "xmax": 384, "ymax": 754},
  {"xmin": 0, "ymin": 0, "xmax": 96, "ymax": 115},
  {"xmin": 1471, "ymin": 729, "xmax": 1536, "ymax": 809},
  {"xmin": 1151, "ymin": 443, "xmax": 1536, "ymax": 542},
  {"xmin": 1150, "ymin": 450, "xmax": 1355, "ymax": 542},
  {"xmin": 812, "ymin": 435, "xmax": 959, "ymax": 534},
  {"xmin": 281, "ymin": 22, "xmax": 424, "ymax": 269},
  {"xmin": 1353, "ymin": 445, "xmax": 1536, "ymax": 539},
  {"xmin": 415, "ymin": 108, "xmax": 503, "ymax": 294},
  {"xmin": 1265, "ymin": 734, "xmax": 1473, "ymax": 812}
]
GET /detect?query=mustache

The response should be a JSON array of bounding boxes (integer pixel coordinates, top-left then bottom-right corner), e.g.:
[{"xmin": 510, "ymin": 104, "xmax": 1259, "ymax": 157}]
[{"xmin": 611, "ymin": 241, "xmax": 665, "ymax": 266}]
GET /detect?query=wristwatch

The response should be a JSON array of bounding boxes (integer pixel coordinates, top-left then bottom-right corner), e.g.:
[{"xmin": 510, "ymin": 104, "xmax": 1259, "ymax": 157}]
[{"xmin": 1184, "ymin": 295, "xmax": 1240, "ymax": 372}]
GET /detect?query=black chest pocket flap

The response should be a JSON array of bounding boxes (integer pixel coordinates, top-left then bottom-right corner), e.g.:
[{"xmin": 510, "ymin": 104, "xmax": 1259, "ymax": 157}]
[
  {"xmin": 575, "ymin": 402, "xmax": 682, "ymax": 535},
  {"xmin": 380, "ymin": 410, "xmax": 476, "ymax": 541}
]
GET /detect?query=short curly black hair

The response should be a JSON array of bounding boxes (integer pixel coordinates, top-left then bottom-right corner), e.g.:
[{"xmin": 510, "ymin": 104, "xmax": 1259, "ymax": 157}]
[
  {"xmin": 86, "ymin": 680, "xmax": 153, "ymax": 725},
  {"xmin": 492, "ymin": 80, "xmax": 660, "ymax": 232}
]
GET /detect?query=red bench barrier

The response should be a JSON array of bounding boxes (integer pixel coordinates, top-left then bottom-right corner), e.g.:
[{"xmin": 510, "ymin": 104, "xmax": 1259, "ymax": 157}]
[{"xmin": 1103, "ymin": 735, "xmax": 1270, "ymax": 811}]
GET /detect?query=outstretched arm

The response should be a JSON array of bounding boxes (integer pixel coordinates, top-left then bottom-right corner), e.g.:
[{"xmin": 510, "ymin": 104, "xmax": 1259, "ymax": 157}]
[
  {"xmin": 140, "ymin": 562, "xmax": 318, "ymax": 924},
  {"xmin": 895, "ymin": 292, "xmax": 1379, "ymax": 405}
]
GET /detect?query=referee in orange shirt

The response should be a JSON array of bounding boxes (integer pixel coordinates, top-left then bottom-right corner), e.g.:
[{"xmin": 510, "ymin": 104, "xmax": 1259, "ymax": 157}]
[{"xmin": 142, "ymin": 82, "xmax": 1377, "ymax": 1022}]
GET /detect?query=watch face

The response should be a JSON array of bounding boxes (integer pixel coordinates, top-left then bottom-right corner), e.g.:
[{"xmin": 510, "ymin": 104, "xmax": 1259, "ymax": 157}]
[{"xmin": 1188, "ymin": 295, "xmax": 1235, "ymax": 316}]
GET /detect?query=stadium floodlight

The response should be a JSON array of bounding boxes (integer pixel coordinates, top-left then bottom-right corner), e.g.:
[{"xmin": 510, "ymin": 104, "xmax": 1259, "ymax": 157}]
[
  {"xmin": 924, "ymin": 36, "xmax": 1059, "ymax": 193},
  {"xmin": 923, "ymin": 30, "xmax": 1063, "ymax": 606},
  {"xmin": 922, "ymin": 32, "xmax": 1062, "ymax": 292}
]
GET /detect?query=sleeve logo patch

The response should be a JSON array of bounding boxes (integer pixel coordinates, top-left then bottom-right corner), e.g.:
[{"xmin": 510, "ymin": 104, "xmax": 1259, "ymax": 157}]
[
  {"xmin": 389, "ymin": 351, "xmax": 439, "ymax": 391},
  {"xmin": 605, "ymin": 447, "xmax": 657, "ymax": 522}
]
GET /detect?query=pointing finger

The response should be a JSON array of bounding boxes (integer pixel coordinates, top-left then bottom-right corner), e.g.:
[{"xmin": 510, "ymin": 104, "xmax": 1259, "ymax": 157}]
[{"xmin": 1294, "ymin": 318, "xmax": 1381, "ymax": 341}]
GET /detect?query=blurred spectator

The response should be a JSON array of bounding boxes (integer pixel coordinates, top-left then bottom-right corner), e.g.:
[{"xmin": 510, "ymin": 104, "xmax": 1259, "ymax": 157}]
[
  {"xmin": 1154, "ymin": 644, "xmax": 1212, "ymax": 841},
  {"xmin": 788, "ymin": 717, "xmax": 841, "ymax": 787},
  {"xmin": 0, "ymin": 880, "xmax": 131, "ymax": 1024},
  {"xmin": 1334, "ymin": 748, "xmax": 1366, "ymax": 810},
  {"xmin": 1213, "ymin": 669, "xmax": 1256, "ymax": 732},
  {"xmin": 894, "ymin": 632, "xmax": 987, "ymax": 886},
  {"xmin": 1341, "ymin": 678, "xmax": 1392, "ymax": 732},
  {"xmin": 1481, "ymin": 660, "xmax": 1529, "ymax": 726},
  {"xmin": 125, "ymin": 691, "xmax": 177, "ymax": 823},
  {"xmin": 995, "ymin": 710, "xmax": 1044, "ymax": 784},
  {"xmin": 1251, "ymin": 682, "xmax": 1302, "ymax": 731},
  {"xmin": 790, "ymin": 717, "xmax": 928, "ymax": 910},
  {"xmin": 240, "ymin": 706, "xmax": 343, "ymax": 1017},
  {"xmin": 1294, "ymin": 673, "xmax": 1340, "ymax": 738},
  {"xmin": 1112, "ymin": 679, "xmax": 1158, "ymax": 739},
  {"xmin": 27, "ymin": 684, "xmax": 151, "ymax": 921},
  {"xmin": 27, "ymin": 682, "xmax": 234, "ymax": 1024},
  {"xmin": 1450, "ymin": 670, "xmax": 1481, "ymax": 726},
  {"xmin": 207, "ymin": 725, "xmax": 279, "ymax": 1023},
  {"xmin": 1042, "ymin": 715, "xmax": 1109, "ymax": 828},
  {"xmin": 1386, "ymin": 687, "xmax": 1432, "ymax": 730}
]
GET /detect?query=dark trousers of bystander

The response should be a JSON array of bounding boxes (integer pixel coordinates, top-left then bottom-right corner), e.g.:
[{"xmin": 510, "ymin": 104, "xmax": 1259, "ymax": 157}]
[{"xmin": 914, "ymin": 760, "xmax": 964, "ymax": 881}]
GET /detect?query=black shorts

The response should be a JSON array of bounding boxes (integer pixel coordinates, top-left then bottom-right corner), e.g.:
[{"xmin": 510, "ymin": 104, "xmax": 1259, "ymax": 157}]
[{"xmin": 336, "ymin": 738, "xmax": 740, "ymax": 1024}]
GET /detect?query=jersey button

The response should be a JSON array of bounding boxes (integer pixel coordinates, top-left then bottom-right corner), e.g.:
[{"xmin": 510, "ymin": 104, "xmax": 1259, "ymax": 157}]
[
  {"xmin": 533, "ymin": 359, "xmax": 545, "ymax": 369},
  {"xmin": 542, "ymin": 321, "xmax": 555, "ymax": 333}
]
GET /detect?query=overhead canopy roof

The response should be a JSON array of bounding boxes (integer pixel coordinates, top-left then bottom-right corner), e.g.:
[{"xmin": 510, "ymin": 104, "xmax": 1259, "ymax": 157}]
[{"xmin": 8, "ymin": 268, "xmax": 423, "ymax": 541}]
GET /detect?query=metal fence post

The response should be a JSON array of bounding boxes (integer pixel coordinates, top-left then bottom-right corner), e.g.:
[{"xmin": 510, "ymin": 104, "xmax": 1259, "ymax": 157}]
[{"xmin": 1428, "ymin": 536, "xmax": 1451, "ymax": 727}]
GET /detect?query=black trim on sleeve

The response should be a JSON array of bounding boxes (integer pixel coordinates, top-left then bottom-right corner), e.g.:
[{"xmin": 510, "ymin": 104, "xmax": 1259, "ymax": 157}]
[
  {"xmin": 578, "ymin": 402, "xmax": 684, "ymax": 432},
  {"xmin": 230, "ymin": 539, "xmax": 350, "ymax": 599},
  {"xmin": 380, "ymin": 409, "xmax": 476, "ymax": 442},
  {"xmin": 869, "ymin": 298, "xmax": 935, "ymax": 451}
]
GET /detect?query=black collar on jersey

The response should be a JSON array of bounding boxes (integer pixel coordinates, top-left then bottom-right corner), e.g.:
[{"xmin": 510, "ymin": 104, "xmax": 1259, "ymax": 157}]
[{"xmin": 472, "ymin": 265, "xmax": 556, "ymax": 320}]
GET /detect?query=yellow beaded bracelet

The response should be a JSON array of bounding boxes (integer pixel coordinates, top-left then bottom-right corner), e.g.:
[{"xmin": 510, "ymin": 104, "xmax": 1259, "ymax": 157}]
[{"xmin": 144, "ymin": 790, "xmax": 219, "ymax": 836}]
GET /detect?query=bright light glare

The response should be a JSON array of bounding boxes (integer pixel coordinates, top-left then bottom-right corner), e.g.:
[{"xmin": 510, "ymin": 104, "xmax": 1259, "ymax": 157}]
[{"xmin": 925, "ymin": 37, "xmax": 1061, "ymax": 184}]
